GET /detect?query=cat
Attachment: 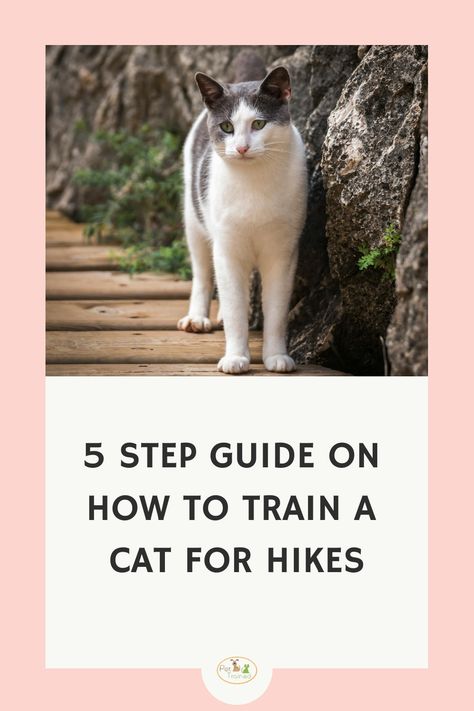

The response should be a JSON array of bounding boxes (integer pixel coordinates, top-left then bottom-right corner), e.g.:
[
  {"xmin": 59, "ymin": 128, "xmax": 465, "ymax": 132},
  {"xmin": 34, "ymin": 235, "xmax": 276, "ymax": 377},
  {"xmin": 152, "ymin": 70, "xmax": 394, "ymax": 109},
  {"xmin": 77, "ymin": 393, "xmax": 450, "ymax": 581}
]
[{"xmin": 178, "ymin": 54, "xmax": 308, "ymax": 374}]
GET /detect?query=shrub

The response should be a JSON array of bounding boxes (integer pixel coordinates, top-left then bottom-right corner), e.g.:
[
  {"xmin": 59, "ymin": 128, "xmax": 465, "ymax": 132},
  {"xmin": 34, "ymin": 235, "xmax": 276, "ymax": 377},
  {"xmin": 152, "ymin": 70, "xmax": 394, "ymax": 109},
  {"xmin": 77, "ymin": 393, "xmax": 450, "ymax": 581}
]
[{"xmin": 73, "ymin": 125, "xmax": 190, "ymax": 278}]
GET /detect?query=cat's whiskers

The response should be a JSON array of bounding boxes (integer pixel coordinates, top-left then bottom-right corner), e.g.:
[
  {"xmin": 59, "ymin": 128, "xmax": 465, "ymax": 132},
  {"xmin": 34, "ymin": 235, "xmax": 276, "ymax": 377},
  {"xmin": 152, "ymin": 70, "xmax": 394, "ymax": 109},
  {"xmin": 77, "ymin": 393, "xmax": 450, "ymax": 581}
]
[
  {"xmin": 250, "ymin": 144, "xmax": 292, "ymax": 157},
  {"xmin": 261, "ymin": 149, "xmax": 292, "ymax": 162}
]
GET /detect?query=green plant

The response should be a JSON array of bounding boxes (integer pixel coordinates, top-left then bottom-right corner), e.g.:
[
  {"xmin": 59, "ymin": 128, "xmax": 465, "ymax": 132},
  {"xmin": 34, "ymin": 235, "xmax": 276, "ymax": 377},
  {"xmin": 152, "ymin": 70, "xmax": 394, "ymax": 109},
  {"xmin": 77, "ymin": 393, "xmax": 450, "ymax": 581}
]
[
  {"xmin": 114, "ymin": 242, "xmax": 192, "ymax": 280},
  {"xmin": 73, "ymin": 125, "xmax": 190, "ymax": 278},
  {"xmin": 357, "ymin": 223, "xmax": 402, "ymax": 280}
]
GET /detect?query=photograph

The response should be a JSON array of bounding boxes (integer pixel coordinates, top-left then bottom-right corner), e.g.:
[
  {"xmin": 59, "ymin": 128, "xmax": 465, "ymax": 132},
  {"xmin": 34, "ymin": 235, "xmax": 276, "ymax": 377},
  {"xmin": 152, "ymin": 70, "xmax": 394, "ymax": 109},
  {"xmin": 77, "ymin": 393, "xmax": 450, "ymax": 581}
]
[{"xmin": 46, "ymin": 44, "xmax": 428, "ymax": 377}]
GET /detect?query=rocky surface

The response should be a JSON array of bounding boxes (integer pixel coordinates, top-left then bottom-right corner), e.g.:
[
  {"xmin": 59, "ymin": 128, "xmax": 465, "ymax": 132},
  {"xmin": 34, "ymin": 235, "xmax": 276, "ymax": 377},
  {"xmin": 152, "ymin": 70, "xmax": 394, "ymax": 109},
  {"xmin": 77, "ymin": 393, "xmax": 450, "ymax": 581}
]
[
  {"xmin": 46, "ymin": 44, "xmax": 428, "ymax": 375},
  {"xmin": 286, "ymin": 45, "xmax": 361, "ymax": 370},
  {"xmin": 319, "ymin": 45, "xmax": 427, "ymax": 374},
  {"xmin": 386, "ymin": 98, "xmax": 428, "ymax": 375}
]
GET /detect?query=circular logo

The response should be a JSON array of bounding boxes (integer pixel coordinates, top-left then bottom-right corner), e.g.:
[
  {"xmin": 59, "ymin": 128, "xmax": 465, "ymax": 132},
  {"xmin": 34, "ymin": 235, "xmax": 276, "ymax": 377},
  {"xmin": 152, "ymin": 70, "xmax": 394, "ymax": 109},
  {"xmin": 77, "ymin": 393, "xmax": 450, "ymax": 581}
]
[{"xmin": 216, "ymin": 656, "xmax": 257, "ymax": 685}]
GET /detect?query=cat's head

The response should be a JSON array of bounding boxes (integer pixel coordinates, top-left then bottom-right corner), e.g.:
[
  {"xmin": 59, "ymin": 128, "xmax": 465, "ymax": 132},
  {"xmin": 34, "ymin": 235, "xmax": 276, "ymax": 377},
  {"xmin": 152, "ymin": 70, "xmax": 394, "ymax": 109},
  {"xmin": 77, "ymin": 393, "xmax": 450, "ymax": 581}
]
[{"xmin": 195, "ymin": 66, "xmax": 292, "ymax": 163}]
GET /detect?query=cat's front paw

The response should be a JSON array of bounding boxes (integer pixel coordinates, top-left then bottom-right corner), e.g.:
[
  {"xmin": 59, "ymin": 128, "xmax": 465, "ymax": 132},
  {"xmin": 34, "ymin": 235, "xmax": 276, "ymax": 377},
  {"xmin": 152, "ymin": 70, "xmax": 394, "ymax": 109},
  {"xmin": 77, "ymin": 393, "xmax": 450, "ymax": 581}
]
[
  {"xmin": 264, "ymin": 354, "xmax": 296, "ymax": 373},
  {"xmin": 217, "ymin": 355, "xmax": 250, "ymax": 374},
  {"xmin": 177, "ymin": 315, "xmax": 212, "ymax": 333}
]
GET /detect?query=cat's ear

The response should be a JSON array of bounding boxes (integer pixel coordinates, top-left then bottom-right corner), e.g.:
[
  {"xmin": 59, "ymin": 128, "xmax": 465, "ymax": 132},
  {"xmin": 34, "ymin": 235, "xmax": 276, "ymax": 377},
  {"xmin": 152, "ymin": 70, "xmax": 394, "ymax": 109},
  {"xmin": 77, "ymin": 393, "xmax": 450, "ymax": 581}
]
[
  {"xmin": 258, "ymin": 66, "xmax": 291, "ymax": 102},
  {"xmin": 195, "ymin": 72, "xmax": 225, "ymax": 108}
]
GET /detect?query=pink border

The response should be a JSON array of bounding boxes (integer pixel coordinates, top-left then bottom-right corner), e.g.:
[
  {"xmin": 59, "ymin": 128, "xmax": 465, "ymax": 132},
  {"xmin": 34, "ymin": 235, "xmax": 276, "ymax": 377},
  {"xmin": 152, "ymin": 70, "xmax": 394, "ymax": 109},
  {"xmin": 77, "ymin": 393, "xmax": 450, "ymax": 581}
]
[{"xmin": 2, "ymin": 2, "xmax": 472, "ymax": 707}]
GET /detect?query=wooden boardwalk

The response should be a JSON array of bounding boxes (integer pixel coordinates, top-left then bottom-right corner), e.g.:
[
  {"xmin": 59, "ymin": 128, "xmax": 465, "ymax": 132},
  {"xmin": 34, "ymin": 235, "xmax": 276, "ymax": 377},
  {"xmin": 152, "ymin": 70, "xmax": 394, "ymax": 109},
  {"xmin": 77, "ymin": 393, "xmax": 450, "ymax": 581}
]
[{"xmin": 46, "ymin": 211, "xmax": 345, "ymax": 376}]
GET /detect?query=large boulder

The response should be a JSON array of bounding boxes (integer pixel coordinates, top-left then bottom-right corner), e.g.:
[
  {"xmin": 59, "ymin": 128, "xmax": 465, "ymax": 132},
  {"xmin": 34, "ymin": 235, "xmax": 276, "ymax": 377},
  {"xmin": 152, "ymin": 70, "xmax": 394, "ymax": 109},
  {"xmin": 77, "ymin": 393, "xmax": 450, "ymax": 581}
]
[
  {"xmin": 319, "ymin": 45, "xmax": 427, "ymax": 373},
  {"xmin": 386, "ymin": 98, "xmax": 428, "ymax": 375},
  {"xmin": 287, "ymin": 45, "xmax": 361, "ymax": 369}
]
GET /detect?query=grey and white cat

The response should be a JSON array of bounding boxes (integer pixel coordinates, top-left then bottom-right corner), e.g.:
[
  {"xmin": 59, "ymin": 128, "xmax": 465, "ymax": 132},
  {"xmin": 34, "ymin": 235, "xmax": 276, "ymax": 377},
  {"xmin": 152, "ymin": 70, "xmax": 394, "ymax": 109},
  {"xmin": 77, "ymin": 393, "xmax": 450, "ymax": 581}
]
[{"xmin": 178, "ymin": 56, "xmax": 307, "ymax": 373}]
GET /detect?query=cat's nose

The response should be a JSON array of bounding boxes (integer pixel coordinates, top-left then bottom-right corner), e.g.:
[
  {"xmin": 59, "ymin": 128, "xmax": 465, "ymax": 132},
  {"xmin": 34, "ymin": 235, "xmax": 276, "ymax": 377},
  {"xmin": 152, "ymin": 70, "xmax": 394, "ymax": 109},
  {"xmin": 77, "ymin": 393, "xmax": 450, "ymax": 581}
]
[{"xmin": 236, "ymin": 145, "xmax": 249, "ymax": 155}]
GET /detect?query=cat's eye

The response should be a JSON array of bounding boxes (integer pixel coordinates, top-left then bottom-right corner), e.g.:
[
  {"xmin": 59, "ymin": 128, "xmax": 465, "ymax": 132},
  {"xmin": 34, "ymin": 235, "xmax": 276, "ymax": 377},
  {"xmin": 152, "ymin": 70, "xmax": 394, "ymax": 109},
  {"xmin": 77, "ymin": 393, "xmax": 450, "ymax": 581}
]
[
  {"xmin": 219, "ymin": 121, "xmax": 234, "ymax": 134},
  {"xmin": 252, "ymin": 119, "xmax": 267, "ymax": 130}
]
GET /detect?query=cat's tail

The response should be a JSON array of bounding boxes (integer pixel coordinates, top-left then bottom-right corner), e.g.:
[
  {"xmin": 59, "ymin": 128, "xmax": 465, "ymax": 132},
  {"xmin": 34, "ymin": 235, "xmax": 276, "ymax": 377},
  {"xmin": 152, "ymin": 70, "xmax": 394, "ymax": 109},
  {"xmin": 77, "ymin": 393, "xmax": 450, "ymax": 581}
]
[{"xmin": 228, "ymin": 50, "xmax": 266, "ymax": 83}]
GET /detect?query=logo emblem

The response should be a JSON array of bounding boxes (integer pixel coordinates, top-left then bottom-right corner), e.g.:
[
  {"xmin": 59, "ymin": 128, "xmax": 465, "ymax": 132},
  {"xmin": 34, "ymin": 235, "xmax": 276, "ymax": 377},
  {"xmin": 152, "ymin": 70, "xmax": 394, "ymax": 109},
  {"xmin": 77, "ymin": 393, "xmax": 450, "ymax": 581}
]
[{"xmin": 216, "ymin": 657, "xmax": 257, "ymax": 685}]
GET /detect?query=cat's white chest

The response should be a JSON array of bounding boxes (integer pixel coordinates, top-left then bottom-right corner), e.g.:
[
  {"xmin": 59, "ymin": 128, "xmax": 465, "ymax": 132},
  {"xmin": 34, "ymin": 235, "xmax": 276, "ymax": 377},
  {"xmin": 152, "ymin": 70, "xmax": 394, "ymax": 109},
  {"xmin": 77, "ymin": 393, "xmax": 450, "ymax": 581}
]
[{"xmin": 207, "ymin": 155, "xmax": 295, "ymax": 237}]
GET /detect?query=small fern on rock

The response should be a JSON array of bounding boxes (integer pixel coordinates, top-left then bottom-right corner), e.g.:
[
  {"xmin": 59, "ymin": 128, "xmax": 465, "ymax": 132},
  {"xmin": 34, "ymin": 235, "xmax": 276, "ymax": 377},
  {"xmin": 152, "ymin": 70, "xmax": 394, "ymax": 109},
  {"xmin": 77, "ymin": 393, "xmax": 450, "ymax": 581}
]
[{"xmin": 357, "ymin": 223, "xmax": 402, "ymax": 280}]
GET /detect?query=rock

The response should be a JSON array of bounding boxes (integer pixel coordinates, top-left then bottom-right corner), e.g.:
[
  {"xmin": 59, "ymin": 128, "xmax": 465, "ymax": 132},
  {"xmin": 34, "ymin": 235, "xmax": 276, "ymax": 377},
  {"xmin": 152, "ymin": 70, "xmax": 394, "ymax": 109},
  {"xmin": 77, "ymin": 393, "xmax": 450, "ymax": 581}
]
[
  {"xmin": 287, "ymin": 45, "xmax": 360, "ymax": 368},
  {"xmin": 46, "ymin": 46, "xmax": 134, "ymax": 213},
  {"xmin": 386, "ymin": 98, "xmax": 428, "ymax": 375},
  {"xmin": 320, "ymin": 45, "xmax": 427, "ymax": 373},
  {"xmin": 357, "ymin": 45, "xmax": 370, "ymax": 61}
]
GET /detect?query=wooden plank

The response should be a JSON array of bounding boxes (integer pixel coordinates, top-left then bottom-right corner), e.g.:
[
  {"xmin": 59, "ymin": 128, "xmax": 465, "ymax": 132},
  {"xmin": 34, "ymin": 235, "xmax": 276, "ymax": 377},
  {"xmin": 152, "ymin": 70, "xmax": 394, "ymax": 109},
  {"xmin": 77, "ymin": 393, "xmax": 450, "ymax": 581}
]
[
  {"xmin": 47, "ymin": 363, "xmax": 347, "ymax": 376},
  {"xmin": 46, "ymin": 221, "xmax": 83, "ymax": 231},
  {"xmin": 46, "ymin": 227, "xmax": 88, "ymax": 247},
  {"xmin": 46, "ymin": 330, "xmax": 263, "ymax": 364},
  {"xmin": 46, "ymin": 213, "xmax": 121, "ymax": 247},
  {"xmin": 46, "ymin": 246, "xmax": 126, "ymax": 271},
  {"xmin": 46, "ymin": 300, "xmax": 219, "ymax": 330},
  {"xmin": 46, "ymin": 222, "xmax": 82, "ymax": 233},
  {"xmin": 46, "ymin": 230, "xmax": 121, "ymax": 248},
  {"xmin": 46, "ymin": 215, "xmax": 74, "ymax": 230},
  {"xmin": 47, "ymin": 210, "xmax": 70, "ymax": 221},
  {"xmin": 46, "ymin": 271, "xmax": 191, "ymax": 300}
]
